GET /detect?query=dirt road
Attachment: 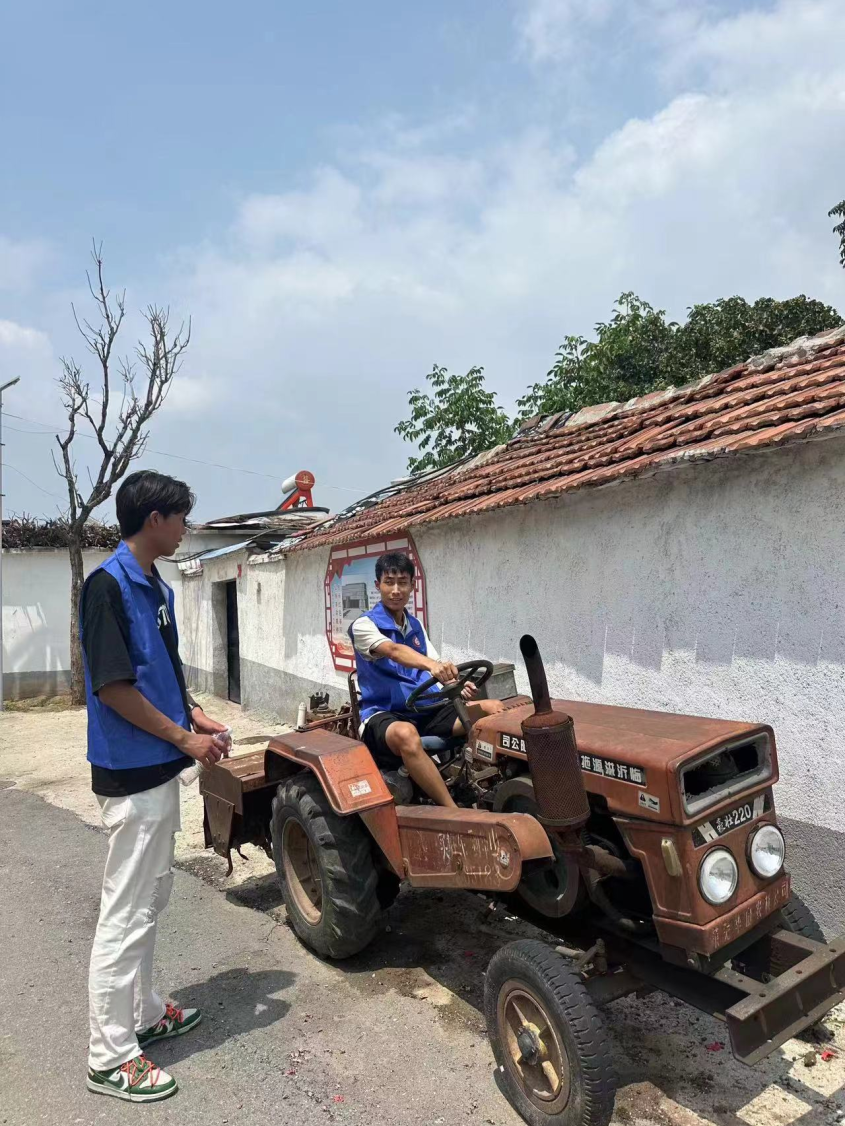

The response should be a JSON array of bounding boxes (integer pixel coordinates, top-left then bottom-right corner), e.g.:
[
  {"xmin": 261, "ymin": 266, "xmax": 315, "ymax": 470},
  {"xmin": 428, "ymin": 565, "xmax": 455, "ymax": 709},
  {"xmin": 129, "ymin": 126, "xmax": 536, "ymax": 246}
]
[{"xmin": 2, "ymin": 695, "xmax": 843, "ymax": 1126}]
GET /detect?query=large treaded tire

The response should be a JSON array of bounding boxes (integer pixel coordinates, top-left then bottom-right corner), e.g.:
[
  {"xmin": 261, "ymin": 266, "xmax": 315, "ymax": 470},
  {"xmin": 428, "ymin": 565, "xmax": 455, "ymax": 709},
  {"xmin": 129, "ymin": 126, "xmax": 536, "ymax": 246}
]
[
  {"xmin": 780, "ymin": 894, "xmax": 825, "ymax": 944},
  {"xmin": 271, "ymin": 772, "xmax": 382, "ymax": 959},
  {"xmin": 736, "ymin": 892, "xmax": 826, "ymax": 980},
  {"xmin": 485, "ymin": 940, "xmax": 616, "ymax": 1126},
  {"xmin": 735, "ymin": 893, "xmax": 829, "ymax": 1042}
]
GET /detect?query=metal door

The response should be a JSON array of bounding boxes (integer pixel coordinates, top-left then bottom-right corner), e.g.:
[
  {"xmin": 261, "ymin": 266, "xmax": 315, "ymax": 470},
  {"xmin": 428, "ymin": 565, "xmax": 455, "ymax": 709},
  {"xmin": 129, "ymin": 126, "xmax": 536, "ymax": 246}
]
[{"xmin": 226, "ymin": 581, "xmax": 241, "ymax": 704}]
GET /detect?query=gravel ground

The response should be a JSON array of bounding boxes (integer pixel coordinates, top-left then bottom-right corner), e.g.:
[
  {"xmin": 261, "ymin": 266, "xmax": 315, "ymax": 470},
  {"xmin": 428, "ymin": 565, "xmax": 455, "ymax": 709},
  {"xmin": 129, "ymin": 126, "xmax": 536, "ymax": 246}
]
[{"xmin": 1, "ymin": 694, "xmax": 843, "ymax": 1126}]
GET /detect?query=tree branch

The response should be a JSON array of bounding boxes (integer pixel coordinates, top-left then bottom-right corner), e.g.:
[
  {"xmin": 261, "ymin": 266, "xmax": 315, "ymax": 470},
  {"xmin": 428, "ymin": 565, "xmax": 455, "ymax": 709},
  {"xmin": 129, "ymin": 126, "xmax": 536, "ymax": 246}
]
[{"xmin": 52, "ymin": 247, "xmax": 190, "ymax": 533}]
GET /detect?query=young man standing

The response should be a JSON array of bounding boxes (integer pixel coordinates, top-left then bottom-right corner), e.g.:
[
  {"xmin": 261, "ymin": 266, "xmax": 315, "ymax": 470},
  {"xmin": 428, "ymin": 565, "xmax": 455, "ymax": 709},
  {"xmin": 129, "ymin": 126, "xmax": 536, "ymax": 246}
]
[
  {"xmin": 82, "ymin": 470, "xmax": 229, "ymax": 1103},
  {"xmin": 351, "ymin": 552, "xmax": 505, "ymax": 807}
]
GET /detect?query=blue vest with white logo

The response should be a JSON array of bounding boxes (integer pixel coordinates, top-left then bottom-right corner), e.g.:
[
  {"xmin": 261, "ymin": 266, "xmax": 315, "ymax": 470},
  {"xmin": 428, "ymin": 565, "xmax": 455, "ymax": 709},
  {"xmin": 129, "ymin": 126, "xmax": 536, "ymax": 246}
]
[
  {"xmin": 82, "ymin": 540, "xmax": 190, "ymax": 770},
  {"xmin": 351, "ymin": 602, "xmax": 437, "ymax": 723}
]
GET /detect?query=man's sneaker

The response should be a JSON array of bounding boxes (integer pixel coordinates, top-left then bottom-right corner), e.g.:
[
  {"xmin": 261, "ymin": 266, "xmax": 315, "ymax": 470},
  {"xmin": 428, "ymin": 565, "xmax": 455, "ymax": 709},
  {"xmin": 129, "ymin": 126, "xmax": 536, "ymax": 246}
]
[
  {"xmin": 137, "ymin": 1001, "xmax": 202, "ymax": 1047},
  {"xmin": 87, "ymin": 1055, "xmax": 177, "ymax": 1102}
]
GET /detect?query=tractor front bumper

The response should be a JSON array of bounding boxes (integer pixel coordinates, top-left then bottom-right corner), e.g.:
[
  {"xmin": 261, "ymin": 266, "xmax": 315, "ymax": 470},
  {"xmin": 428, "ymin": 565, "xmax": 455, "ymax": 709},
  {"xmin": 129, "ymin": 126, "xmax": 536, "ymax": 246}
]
[
  {"xmin": 598, "ymin": 924, "xmax": 845, "ymax": 1067},
  {"xmin": 724, "ymin": 929, "xmax": 845, "ymax": 1064}
]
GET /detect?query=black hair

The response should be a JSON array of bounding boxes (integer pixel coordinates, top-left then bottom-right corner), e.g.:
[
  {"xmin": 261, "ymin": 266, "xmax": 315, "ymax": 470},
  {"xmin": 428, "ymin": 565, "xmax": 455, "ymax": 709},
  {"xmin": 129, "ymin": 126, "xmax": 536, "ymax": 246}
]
[
  {"xmin": 116, "ymin": 470, "xmax": 195, "ymax": 538},
  {"xmin": 375, "ymin": 551, "xmax": 415, "ymax": 582}
]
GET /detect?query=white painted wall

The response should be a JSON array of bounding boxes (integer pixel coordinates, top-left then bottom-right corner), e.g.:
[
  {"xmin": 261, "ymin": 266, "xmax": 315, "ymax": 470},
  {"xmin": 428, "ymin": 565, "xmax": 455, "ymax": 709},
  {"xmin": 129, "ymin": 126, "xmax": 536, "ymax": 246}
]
[
  {"xmin": 413, "ymin": 438, "xmax": 845, "ymax": 835},
  {"xmin": 0, "ymin": 532, "xmax": 217, "ymax": 699},
  {"xmin": 176, "ymin": 545, "xmax": 347, "ymax": 704},
  {"xmin": 239, "ymin": 555, "xmax": 287, "ymax": 672},
  {"xmin": 2, "ymin": 549, "xmax": 110, "ymax": 693},
  {"xmin": 177, "ymin": 436, "xmax": 845, "ymax": 836},
  {"xmin": 254, "ymin": 550, "xmax": 344, "ymax": 689}
]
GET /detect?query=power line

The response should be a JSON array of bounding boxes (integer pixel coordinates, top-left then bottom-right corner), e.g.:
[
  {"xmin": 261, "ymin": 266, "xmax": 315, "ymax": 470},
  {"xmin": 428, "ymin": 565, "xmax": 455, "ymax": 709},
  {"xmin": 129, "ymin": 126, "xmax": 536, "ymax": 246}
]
[
  {"xmin": 4, "ymin": 412, "xmax": 364, "ymax": 493},
  {"xmin": 4, "ymin": 464, "xmax": 66, "ymax": 501}
]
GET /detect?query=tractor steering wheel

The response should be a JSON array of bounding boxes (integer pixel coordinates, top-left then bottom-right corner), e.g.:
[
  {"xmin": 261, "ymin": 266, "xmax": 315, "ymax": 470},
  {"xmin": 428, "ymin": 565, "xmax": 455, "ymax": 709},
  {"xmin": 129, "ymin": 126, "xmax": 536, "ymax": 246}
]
[{"xmin": 406, "ymin": 659, "xmax": 494, "ymax": 713}]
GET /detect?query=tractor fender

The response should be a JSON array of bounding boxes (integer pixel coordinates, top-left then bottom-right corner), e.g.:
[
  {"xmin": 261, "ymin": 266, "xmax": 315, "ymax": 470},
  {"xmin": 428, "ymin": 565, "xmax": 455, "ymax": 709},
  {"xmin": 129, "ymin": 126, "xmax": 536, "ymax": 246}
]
[
  {"xmin": 265, "ymin": 730, "xmax": 393, "ymax": 817},
  {"xmin": 395, "ymin": 806, "xmax": 554, "ymax": 892}
]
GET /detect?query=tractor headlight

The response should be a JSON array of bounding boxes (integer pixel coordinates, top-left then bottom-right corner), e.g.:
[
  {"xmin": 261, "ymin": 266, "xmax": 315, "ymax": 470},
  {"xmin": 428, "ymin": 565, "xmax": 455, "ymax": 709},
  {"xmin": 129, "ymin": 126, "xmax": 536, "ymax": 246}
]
[
  {"xmin": 748, "ymin": 824, "xmax": 785, "ymax": 879},
  {"xmin": 699, "ymin": 848, "xmax": 738, "ymax": 905}
]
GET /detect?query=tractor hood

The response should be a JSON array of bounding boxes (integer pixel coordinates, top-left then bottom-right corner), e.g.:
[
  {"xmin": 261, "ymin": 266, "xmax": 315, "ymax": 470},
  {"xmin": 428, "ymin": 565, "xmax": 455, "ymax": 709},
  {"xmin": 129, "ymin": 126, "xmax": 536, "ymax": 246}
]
[{"xmin": 473, "ymin": 697, "xmax": 776, "ymax": 826}]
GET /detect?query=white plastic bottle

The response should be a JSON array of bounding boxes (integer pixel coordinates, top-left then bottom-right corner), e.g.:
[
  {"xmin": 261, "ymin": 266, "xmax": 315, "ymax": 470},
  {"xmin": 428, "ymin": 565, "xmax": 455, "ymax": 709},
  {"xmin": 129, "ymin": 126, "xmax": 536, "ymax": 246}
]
[{"xmin": 180, "ymin": 727, "xmax": 233, "ymax": 787}]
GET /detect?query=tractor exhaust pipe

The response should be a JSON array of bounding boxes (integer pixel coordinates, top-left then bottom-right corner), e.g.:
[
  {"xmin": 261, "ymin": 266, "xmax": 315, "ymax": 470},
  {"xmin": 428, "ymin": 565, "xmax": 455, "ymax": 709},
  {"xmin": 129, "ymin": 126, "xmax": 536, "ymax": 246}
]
[
  {"xmin": 519, "ymin": 636, "xmax": 590, "ymax": 832},
  {"xmin": 520, "ymin": 633, "xmax": 552, "ymax": 715}
]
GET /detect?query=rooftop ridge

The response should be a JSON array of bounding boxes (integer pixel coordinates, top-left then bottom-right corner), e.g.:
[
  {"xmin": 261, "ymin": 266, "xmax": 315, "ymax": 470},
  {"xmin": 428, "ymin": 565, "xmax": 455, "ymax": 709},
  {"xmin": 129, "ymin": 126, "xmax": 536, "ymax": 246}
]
[
  {"xmin": 516, "ymin": 323, "xmax": 845, "ymax": 441},
  {"xmin": 285, "ymin": 324, "xmax": 845, "ymax": 554}
]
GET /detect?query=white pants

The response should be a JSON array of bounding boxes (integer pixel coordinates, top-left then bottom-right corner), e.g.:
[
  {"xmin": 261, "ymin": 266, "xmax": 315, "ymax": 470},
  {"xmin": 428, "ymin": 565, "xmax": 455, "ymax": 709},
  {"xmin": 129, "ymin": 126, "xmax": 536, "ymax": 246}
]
[{"xmin": 88, "ymin": 777, "xmax": 181, "ymax": 1071}]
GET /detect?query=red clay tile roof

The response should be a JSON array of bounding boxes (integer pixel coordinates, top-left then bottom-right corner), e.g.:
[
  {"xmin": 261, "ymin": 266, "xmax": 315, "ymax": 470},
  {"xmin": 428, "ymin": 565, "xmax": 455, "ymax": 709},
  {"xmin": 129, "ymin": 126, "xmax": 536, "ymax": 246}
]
[{"xmin": 296, "ymin": 325, "xmax": 845, "ymax": 553}]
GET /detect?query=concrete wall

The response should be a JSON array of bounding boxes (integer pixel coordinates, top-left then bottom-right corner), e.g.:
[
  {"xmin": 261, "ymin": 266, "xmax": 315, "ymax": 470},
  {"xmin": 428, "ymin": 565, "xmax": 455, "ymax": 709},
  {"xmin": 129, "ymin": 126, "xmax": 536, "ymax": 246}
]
[
  {"xmin": 177, "ymin": 437, "xmax": 845, "ymax": 931},
  {"xmin": 180, "ymin": 547, "xmax": 346, "ymax": 718},
  {"xmin": 1, "ymin": 549, "xmax": 110, "ymax": 698},
  {"xmin": 1, "ymin": 532, "xmax": 204, "ymax": 701}
]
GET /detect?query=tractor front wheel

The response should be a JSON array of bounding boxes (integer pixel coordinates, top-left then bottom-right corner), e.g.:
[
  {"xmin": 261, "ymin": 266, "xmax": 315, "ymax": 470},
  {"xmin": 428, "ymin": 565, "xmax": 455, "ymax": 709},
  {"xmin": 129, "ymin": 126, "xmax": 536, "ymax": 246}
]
[
  {"xmin": 271, "ymin": 772, "xmax": 382, "ymax": 959},
  {"xmin": 736, "ymin": 892, "xmax": 825, "ymax": 981},
  {"xmin": 733, "ymin": 892, "xmax": 833, "ymax": 1041},
  {"xmin": 485, "ymin": 940, "xmax": 616, "ymax": 1126}
]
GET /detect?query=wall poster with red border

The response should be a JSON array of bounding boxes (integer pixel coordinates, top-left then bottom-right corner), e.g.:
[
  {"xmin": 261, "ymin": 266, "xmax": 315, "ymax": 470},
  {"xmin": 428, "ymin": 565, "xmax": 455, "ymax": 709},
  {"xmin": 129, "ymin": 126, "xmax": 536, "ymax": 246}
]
[{"xmin": 324, "ymin": 535, "xmax": 428, "ymax": 672}]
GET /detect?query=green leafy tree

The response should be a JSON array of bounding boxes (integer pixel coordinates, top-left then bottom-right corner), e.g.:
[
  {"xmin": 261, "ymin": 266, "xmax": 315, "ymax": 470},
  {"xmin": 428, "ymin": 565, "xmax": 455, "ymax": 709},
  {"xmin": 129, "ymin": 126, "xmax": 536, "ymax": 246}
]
[
  {"xmin": 396, "ymin": 364, "xmax": 514, "ymax": 474},
  {"xmin": 680, "ymin": 295, "xmax": 843, "ymax": 375},
  {"xmin": 518, "ymin": 292, "xmax": 842, "ymax": 419},
  {"xmin": 518, "ymin": 294, "xmax": 679, "ymax": 418},
  {"xmin": 831, "ymin": 199, "xmax": 845, "ymax": 266}
]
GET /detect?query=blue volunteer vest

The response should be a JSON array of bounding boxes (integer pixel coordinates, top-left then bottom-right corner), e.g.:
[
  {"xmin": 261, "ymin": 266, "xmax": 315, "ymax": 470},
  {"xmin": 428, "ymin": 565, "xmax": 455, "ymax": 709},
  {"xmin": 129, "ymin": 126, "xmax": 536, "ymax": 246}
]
[
  {"xmin": 82, "ymin": 540, "xmax": 190, "ymax": 770},
  {"xmin": 352, "ymin": 602, "xmax": 438, "ymax": 723}
]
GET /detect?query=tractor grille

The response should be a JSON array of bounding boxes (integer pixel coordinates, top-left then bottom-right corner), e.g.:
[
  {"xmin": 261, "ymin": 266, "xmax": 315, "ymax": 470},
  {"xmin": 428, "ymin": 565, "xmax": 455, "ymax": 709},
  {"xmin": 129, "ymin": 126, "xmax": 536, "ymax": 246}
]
[{"xmin": 522, "ymin": 711, "xmax": 590, "ymax": 829}]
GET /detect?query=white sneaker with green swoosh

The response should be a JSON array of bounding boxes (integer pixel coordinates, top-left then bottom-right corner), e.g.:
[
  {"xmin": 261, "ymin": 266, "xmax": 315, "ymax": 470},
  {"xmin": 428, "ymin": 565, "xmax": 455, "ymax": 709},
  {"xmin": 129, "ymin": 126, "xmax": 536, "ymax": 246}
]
[
  {"xmin": 138, "ymin": 1001, "xmax": 202, "ymax": 1047},
  {"xmin": 87, "ymin": 1054, "xmax": 177, "ymax": 1102}
]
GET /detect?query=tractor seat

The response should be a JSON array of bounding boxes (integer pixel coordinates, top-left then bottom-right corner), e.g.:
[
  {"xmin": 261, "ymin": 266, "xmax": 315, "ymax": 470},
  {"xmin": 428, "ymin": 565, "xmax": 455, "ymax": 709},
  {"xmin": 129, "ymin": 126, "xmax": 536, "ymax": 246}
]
[
  {"xmin": 380, "ymin": 735, "xmax": 465, "ymax": 804},
  {"xmin": 420, "ymin": 734, "xmax": 462, "ymax": 753},
  {"xmin": 420, "ymin": 734, "xmax": 464, "ymax": 764}
]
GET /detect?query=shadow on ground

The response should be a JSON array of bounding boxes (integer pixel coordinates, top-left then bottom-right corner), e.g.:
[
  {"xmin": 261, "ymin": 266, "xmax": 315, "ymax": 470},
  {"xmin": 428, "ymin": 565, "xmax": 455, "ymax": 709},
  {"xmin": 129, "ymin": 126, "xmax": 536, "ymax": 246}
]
[
  {"xmin": 176, "ymin": 848, "xmax": 845, "ymax": 1124},
  {"xmin": 153, "ymin": 966, "xmax": 296, "ymax": 1066}
]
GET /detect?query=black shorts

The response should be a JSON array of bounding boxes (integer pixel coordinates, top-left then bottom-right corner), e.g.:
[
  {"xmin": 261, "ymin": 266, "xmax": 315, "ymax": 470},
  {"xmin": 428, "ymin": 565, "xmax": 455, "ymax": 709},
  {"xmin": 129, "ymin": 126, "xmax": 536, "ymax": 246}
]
[{"xmin": 362, "ymin": 704, "xmax": 460, "ymax": 770}]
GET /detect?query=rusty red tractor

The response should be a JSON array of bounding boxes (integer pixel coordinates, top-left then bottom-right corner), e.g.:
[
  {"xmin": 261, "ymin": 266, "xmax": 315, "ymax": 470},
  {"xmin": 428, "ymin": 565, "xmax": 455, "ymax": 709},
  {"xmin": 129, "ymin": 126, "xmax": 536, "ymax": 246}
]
[{"xmin": 201, "ymin": 636, "xmax": 845, "ymax": 1126}]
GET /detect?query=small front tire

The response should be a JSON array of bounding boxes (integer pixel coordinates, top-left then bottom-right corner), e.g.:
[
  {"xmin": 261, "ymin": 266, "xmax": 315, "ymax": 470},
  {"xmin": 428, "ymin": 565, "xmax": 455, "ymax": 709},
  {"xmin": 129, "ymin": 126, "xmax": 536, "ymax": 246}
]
[
  {"xmin": 736, "ymin": 892, "xmax": 826, "ymax": 980},
  {"xmin": 485, "ymin": 940, "xmax": 616, "ymax": 1126}
]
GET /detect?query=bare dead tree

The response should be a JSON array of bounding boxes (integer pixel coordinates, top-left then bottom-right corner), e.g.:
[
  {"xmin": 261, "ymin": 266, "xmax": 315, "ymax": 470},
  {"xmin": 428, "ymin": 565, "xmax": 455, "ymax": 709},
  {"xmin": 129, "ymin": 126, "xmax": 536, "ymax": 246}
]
[{"xmin": 54, "ymin": 243, "xmax": 190, "ymax": 704}]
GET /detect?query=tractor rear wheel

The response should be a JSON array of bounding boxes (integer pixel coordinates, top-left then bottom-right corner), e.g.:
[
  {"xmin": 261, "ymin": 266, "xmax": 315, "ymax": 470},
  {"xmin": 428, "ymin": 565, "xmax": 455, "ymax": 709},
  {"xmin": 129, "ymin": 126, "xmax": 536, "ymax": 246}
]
[
  {"xmin": 271, "ymin": 772, "xmax": 382, "ymax": 959},
  {"xmin": 485, "ymin": 940, "xmax": 616, "ymax": 1126}
]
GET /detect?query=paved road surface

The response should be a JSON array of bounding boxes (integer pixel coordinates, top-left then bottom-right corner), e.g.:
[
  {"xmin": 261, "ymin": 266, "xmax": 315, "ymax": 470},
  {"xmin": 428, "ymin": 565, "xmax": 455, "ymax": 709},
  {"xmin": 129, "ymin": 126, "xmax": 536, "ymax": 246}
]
[
  {"xmin": 2, "ymin": 779, "xmax": 843, "ymax": 1126},
  {"xmin": 0, "ymin": 783, "xmax": 520, "ymax": 1126}
]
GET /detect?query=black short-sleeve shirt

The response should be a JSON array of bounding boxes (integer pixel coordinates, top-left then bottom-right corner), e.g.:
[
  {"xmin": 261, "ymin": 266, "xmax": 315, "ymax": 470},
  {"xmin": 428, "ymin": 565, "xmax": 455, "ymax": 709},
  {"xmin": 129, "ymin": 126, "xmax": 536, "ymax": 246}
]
[{"xmin": 82, "ymin": 566, "xmax": 192, "ymax": 797}]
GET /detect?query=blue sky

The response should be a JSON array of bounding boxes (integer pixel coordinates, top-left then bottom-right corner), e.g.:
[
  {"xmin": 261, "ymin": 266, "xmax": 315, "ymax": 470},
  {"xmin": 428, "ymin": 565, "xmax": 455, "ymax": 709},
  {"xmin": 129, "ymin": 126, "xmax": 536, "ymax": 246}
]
[{"xmin": 2, "ymin": 0, "xmax": 844, "ymax": 521}]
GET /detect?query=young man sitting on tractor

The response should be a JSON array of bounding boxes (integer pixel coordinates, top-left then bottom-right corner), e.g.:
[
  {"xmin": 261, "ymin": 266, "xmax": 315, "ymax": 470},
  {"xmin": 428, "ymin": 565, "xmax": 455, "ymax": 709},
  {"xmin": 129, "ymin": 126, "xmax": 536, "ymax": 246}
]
[{"xmin": 350, "ymin": 551, "xmax": 505, "ymax": 807}]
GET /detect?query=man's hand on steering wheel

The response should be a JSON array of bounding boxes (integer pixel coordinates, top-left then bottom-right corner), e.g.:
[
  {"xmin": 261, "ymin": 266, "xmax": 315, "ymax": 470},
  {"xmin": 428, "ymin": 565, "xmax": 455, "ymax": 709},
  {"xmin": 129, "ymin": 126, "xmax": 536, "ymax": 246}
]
[
  {"xmin": 406, "ymin": 659, "xmax": 495, "ymax": 713},
  {"xmin": 430, "ymin": 659, "xmax": 460, "ymax": 686}
]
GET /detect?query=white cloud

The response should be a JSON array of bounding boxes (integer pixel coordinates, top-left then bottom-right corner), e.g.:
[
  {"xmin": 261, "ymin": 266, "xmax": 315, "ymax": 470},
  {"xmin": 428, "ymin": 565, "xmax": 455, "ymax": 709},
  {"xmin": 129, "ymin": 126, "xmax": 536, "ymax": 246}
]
[
  {"xmin": 8, "ymin": 0, "xmax": 845, "ymax": 520},
  {"xmin": 177, "ymin": 0, "xmax": 845, "ymax": 423},
  {"xmin": 0, "ymin": 235, "xmax": 52, "ymax": 292},
  {"xmin": 0, "ymin": 320, "xmax": 55, "ymax": 412},
  {"xmin": 0, "ymin": 319, "xmax": 52, "ymax": 352},
  {"xmin": 237, "ymin": 169, "xmax": 364, "ymax": 251},
  {"xmin": 666, "ymin": 0, "xmax": 844, "ymax": 88},
  {"xmin": 516, "ymin": 0, "xmax": 710, "ymax": 68},
  {"xmin": 518, "ymin": 0, "xmax": 616, "ymax": 63},
  {"xmin": 160, "ymin": 373, "xmax": 226, "ymax": 417}
]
